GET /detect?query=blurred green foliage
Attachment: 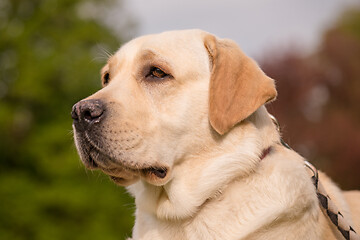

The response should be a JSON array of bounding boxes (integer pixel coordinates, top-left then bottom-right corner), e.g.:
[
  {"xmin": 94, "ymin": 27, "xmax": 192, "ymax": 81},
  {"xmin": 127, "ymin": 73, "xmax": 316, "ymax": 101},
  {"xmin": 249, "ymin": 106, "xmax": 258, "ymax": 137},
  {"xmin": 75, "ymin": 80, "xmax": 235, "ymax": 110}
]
[{"xmin": 0, "ymin": 0, "xmax": 134, "ymax": 239}]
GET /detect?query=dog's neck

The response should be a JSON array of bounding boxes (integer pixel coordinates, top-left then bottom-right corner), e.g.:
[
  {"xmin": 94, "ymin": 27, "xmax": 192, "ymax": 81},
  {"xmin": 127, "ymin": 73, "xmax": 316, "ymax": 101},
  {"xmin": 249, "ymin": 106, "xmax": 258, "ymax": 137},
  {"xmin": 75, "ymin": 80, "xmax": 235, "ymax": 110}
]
[{"xmin": 128, "ymin": 106, "xmax": 280, "ymax": 221}]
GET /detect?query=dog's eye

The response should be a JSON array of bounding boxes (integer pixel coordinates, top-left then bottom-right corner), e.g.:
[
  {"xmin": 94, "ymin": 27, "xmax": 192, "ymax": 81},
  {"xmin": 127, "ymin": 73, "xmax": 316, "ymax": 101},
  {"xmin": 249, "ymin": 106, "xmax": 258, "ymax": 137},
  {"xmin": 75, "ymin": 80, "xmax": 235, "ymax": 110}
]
[
  {"xmin": 148, "ymin": 67, "xmax": 168, "ymax": 79},
  {"xmin": 103, "ymin": 72, "xmax": 110, "ymax": 85}
]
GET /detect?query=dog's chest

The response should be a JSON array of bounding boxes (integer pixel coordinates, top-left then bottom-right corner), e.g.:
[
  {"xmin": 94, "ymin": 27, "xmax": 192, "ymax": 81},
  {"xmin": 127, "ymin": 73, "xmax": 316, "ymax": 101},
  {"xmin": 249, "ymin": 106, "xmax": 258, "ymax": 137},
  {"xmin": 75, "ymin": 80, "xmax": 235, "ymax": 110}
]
[{"xmin": 132, "ymin": 158, "xmax": 321, "ymax": 240}]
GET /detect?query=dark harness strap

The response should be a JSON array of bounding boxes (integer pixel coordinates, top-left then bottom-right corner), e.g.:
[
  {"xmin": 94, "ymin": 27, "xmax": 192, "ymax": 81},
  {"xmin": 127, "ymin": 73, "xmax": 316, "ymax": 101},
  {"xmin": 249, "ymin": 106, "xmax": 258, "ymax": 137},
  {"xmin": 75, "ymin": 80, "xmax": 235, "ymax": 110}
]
[{"xmin": 266, "ymin": 114, "xmax": 360, "ymax": 240}]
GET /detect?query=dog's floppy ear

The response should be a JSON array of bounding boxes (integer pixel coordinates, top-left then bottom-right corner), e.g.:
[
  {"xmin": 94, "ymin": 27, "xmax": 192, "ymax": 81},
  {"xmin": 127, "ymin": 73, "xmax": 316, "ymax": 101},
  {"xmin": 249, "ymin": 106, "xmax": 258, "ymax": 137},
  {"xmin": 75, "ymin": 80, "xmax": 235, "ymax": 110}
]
[{"xmin": 204, "ymin": 35, "xmax": 277, "ymax": 135}]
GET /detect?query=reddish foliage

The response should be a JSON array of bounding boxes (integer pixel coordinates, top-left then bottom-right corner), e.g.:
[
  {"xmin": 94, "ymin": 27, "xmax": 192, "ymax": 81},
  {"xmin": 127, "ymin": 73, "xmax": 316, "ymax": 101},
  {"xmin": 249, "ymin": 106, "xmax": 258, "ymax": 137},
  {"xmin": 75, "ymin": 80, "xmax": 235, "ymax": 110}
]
[{"xmin": 259, "ymin": 12, "xmax": 360, "ymax": 190}]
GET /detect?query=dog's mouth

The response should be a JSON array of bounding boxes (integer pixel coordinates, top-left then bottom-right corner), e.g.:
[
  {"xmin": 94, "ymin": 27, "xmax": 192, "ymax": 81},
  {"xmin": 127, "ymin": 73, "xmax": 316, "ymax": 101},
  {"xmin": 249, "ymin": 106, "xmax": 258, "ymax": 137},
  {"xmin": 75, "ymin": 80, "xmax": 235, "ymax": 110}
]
[
  {"xmin": 105, "ymin": 165, "xmax": 168, "ymax": 180},
  {"xmin": 142, "ymin": 167, "xmax": 168, "ymax": 179},
  {"xmin": 139, "ymin": 167, "xmax": 169, "ymax": 185},
  {"xmin": 108, "ymin": 167, "xmax": 168, "ymax": 184},
  {"xmin": 81, "ymin": 141, "xmax": 170, "ymax": 186}
]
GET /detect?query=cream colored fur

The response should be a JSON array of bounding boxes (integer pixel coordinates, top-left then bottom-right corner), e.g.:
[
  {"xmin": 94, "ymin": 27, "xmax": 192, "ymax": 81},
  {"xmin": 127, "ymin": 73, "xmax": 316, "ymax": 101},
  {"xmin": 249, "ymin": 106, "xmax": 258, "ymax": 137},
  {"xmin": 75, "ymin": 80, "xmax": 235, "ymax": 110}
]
[{"xmin": 73, "ymin": 29, "xmax": 360, "ymax": 240}]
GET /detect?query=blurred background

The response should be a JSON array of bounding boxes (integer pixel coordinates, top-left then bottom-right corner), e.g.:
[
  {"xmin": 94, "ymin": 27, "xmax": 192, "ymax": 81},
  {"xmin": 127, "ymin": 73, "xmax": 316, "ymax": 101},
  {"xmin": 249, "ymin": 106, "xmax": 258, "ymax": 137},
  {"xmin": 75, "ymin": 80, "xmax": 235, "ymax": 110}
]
[{"xmin": 0, "ymin": 0, "xmax": 359, "ymax": 239}]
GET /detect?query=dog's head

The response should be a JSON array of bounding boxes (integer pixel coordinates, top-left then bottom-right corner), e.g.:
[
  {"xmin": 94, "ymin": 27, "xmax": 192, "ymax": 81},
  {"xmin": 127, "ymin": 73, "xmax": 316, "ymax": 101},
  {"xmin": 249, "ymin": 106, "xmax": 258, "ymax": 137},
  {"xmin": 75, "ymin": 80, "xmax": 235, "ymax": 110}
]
[{"xmin": 72, "ymin": 29, "xmax": 277, "ymax": 187}]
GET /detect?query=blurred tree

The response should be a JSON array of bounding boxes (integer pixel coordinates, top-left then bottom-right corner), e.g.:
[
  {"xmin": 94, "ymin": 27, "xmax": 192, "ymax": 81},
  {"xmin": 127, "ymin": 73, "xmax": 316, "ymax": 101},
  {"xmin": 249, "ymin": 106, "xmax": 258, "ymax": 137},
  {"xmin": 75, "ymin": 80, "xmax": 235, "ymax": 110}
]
[
  {"xmin": 0, "ymin": 0, "xmax": 135, "ymax": 239},
  {"xmin": 261, "ymin": 8, "xmax": 360, "ymax": 190}
]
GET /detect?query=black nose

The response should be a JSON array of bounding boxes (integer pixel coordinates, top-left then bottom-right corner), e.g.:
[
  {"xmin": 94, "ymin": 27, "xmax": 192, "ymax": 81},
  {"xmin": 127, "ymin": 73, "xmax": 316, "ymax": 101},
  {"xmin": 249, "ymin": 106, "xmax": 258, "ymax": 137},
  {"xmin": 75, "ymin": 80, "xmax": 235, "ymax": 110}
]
[{"xmin": 71, "ymin": 99, "xmax": 105, "ymax": 131}]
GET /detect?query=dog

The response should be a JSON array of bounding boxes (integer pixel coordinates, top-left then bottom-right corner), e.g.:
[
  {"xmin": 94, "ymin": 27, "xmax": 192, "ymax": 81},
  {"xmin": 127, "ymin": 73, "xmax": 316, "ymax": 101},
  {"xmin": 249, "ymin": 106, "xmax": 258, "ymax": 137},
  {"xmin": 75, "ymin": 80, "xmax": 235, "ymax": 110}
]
[{"xmin": 72, "ymin": 29, "xmax": 360, "ymax": 240}]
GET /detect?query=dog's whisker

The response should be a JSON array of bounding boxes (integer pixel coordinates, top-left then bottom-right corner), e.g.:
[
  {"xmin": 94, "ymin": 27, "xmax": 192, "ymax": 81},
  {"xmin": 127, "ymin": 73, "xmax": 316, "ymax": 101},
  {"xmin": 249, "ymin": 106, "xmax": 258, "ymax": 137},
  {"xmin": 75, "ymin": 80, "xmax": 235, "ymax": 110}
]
[
  {"xmin": 67, "ymin": 129, "xmax": 74, "ymax": 136},
  {"xmin": 91, "ymin": 56, "xmax": 110, "ymax": 63},
  {"xmin": 97, "ymin": 44, "xmax": 113, "ymax": 58}
]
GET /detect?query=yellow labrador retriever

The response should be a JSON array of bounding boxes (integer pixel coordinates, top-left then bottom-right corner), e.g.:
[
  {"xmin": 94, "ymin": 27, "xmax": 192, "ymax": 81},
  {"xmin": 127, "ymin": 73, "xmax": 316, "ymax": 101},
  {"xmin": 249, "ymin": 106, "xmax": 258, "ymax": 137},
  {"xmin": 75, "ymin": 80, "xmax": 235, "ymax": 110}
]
[{"xmin": 72, "ymin": 29, "xmax": 360, "ymax": 240}]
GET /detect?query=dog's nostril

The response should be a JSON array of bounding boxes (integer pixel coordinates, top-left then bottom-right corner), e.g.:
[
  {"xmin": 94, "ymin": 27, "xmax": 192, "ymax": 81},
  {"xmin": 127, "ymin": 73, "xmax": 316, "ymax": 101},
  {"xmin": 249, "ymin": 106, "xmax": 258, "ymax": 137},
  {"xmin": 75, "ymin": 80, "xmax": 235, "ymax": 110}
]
[
  {"xmin": 82, "ymin": 104, "xmax": 104, "ymax": 122},
  {"xmin": 83, "ymin": 110, "xmax": 92, "ymax": 121}
]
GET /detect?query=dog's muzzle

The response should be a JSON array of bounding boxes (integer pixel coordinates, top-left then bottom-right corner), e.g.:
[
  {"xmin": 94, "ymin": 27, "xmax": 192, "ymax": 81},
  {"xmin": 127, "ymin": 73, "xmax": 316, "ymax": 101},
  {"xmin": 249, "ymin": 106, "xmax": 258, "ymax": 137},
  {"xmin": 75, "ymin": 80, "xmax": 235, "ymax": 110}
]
[{"xmin": 71, "ymin": 100, "xmax": 170, "ymax": 185}]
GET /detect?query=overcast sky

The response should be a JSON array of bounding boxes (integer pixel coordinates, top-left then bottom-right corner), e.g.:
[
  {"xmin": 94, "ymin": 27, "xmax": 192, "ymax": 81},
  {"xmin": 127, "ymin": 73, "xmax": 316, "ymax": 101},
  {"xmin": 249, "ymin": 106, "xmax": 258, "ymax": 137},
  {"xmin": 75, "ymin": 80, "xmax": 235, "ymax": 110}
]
[{"xmin": 122, "ymin": 0, "xmax": 360, "ymax": 58}]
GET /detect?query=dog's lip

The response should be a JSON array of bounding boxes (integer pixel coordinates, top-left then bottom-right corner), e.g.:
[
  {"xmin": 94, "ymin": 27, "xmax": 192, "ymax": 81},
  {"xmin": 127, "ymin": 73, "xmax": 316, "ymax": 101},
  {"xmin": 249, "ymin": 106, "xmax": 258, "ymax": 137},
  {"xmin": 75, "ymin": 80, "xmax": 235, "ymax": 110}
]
[
  {"xmin": 141, "ymin": 167, "xmax": 168, "ymax": 179},
  {"xmin": 79, "ymin": 136, "xmax": 170, "ymax": 185},
  {"xmin": 104, "ymin": 165, "xmax": 170, "ymax": 181},
  {"xmin": 87, "ymin": 148, "xmax": 170, "ymax": 184},
  {"xmin": 140, "ymin": 167, "xmax": 171, "ymax": 186},
  {"xmin": 103, "ymin": 166, "xmax": 170, "ymax": 186}
]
